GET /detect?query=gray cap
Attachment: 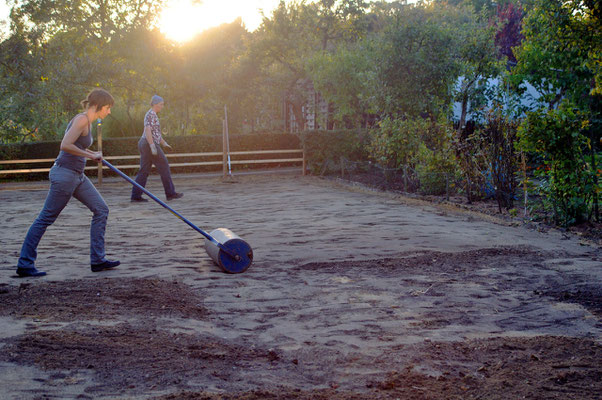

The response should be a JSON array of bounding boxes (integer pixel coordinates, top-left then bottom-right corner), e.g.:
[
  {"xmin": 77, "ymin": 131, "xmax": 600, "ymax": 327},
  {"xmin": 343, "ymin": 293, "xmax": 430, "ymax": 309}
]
[{"xmin": 151, "ymin": 95, "xmax": 164, "ymax": 106}]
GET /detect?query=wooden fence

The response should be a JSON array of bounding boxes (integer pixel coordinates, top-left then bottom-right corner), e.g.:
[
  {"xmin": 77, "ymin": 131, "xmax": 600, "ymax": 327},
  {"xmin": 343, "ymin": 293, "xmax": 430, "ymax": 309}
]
[
  {"xmin": 1, "ymin": 120, "xmax": 306, "ymax": 182},
  {"xmin": 0, "ymin": 149, "xmax": 306, "ymax": 181}
]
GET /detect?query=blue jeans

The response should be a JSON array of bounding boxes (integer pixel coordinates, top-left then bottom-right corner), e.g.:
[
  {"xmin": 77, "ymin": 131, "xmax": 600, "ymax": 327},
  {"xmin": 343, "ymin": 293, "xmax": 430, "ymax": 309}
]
[
  {"xmin": 131, "ymin": 137, "xmax": 176, "ymax": 199},
  {"xmin": 18, "ymin": 164, "xmax": 110, "ymax": 268}
]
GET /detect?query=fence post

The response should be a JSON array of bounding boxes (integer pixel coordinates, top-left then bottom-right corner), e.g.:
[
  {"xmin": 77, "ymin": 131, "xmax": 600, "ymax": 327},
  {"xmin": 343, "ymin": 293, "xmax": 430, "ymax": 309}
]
[
  {"xmin": 97, "ymin": 119, "xmax": 103, "ymax": 185},
  {"xmin": 521, "ymin": 152, "xmax": 528, "ymax": 218},
  {"xmin": 445, "ymin": 173, "xmax": 449, "ymax": 201},
  {"xmin": 302, "ymin": 143, "xmax": 307, "ymax": 176},
  {"xmin": 403, "ymin": 165, "xmax": 408, "ymax": 192},
  {"xmin": 222, "ymin": 119, "xmax": 227, "ymax": 177}
]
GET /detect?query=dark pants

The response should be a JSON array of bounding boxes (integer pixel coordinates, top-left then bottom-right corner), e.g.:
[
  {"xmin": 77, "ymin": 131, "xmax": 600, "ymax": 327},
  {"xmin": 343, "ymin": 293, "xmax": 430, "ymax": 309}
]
[{"xmin": 131, "ymin": 137, "xmax": 176, "ymax": 200}]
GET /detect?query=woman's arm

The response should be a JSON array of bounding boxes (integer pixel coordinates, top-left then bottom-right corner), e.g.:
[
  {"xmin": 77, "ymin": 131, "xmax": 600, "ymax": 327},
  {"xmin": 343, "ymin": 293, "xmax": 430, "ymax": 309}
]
[
  {"xmin": 144, "ymin": 126, "xmax": 154, "ymax": 145},
  {"xmin": 144, "ymin": 125, "xmax": 158, "ymax": 155},
  {"xmin": 60, "ymin": 115, "xmax": 102, "ymax": 161},
  {"xmin": 160, "ymin": 137, "xmax": 172, "ymax": 150}
]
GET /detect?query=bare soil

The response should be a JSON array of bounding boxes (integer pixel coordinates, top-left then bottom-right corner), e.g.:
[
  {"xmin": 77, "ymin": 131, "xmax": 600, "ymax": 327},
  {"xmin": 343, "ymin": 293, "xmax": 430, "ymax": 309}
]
[
  {"xmin": 0, "ymin": 174, "xmax": 600, "ymax": 399},
  {"xmin": 334, "ymin": 170, "xmax": 602, "ymax": 246}
]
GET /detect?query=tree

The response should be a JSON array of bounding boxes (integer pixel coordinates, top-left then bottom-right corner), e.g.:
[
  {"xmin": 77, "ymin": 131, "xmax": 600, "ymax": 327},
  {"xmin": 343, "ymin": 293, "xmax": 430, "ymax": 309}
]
[
  {"xmin": 512, "ymin": 0, "xmax": 600, "ymax": 108},
  {"xmin": 518, "ymin": 102, "xmax": 594, "ymax": 226},
  {"xmin": 512, "ymin": 0, "xmax": 601, "ymax": 224},
  {"xmin": 177, "ymin": 20, "xmax": 251, "ymax": 134},
  {"xmin": 434, "ymin": 0, "xmax": 518, "ymax": 17},
  {"xmin": 454, "ymin": 4, "xmax": 505, "ymax": 137},
  {"xmin": 0, "ymin": 0, "xmax": 164, "ymax": 141},
  {"xmin": 249, "ymin": 1, "xmax": 312, "ymax": 130},
  {"xmin": 372, "ymin": 2, "xmax": 465, "ymax": 118},
  {"xmin": 494, "ymin": 1, "xmax": 523, "ymax": 63},
  {"xmin": 305, "ymin": 0, "xmax": 368, "ymax": 50},
  {"xmin": 0, "ymin": 12, "xmax": 69, "ymax": 142},
  {"xmin": 306, "ymin": 39, "xmax": 377, "ymax": 128},
  {"xmin": 8, "ymin": 0, "xmax": 159, "ymax": 40},
  {"xmin": 249, "ymin": 0, "xmax": 369, "ymax": 131}
]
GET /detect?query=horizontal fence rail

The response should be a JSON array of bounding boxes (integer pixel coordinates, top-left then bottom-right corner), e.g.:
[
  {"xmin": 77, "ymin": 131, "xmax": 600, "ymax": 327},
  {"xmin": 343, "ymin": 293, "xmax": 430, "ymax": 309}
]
[{"xmin": 0, "ymin": 149, "xmax": 305, "ymax": 176}]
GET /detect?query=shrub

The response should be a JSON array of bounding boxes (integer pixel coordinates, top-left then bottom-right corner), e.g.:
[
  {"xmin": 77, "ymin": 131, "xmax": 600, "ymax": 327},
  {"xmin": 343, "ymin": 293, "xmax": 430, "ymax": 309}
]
[
  {"xmin": 367, "ymin": 117, "xmax": 425, "ymax": 169},
  {"xmin": 518, "ymin": 101, "xmax": 596, "ymax": 226},
  {"xmin": 302, "ymin": 129, "xmax": 369, "ymax": 175}
]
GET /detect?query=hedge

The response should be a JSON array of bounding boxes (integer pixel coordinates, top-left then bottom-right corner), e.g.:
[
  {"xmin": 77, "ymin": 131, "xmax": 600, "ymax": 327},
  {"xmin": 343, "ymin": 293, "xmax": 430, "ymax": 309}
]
[{"xmin": 0, "ymin": 133, "xmax": 302, "ymax": 181}]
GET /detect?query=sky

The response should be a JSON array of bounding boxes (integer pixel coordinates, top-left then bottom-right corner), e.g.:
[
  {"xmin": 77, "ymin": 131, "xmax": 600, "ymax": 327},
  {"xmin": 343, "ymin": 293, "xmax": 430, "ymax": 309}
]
[
  {"xmin": 0, "ymin": 1, "xmax": 9, "ymax": 38},
  {"xmin": 159, "ymin": 0, "xmax": 283, "ymax": 41},
  {"xmin": 0, "ymin": 1, "xmax": 407, "ymax": 43},
  {"xmin": 0, "ymin": 0, "xmax": 305, "ymax": 41}
]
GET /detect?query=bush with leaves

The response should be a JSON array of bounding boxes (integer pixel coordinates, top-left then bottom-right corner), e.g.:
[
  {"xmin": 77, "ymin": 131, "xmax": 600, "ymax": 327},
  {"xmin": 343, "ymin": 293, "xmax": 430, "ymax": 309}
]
[
  {"xmin": 480, "ymin": 107, "xmax": 520, "ymax": 211},
  {"xmin": 368, "ymin": 116, "xmax": 458, "ymax": 194},
  {"xmin": 302, "ymin": 129, "xmax": 369, "ymax": 175},
  {"xmin": 368, "ymin": 117, "xmax": 425, "ymax": 169},
  {"xmin": 414, "ymin": 121, "xmax": 458, "ymax": 195},
  {"xmin": 518, "ymin": 101, "xmax": 597, "ymax": 226}
]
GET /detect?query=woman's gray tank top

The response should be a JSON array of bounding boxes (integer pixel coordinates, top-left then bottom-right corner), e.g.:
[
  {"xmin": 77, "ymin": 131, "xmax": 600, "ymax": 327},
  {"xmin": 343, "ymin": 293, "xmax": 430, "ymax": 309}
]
[{"xmin": 55, "ymin": 114, "xmax": 92, "ymax": 174}]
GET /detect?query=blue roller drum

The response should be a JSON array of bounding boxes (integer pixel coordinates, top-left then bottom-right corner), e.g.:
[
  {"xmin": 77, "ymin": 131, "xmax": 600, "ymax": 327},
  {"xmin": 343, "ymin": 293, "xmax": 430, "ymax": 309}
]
[
  {"xmin": 102, "ymin": 160, "xmax": 253, "ymax": 274},
  {"xmin": 205, "ymin": 228, "xmax": 253, "ymax": 273}
]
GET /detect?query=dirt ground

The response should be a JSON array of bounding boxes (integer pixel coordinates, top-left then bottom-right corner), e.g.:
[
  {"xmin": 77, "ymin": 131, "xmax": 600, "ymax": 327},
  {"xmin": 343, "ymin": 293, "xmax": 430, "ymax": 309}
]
[{"xmin": 0, "ymin": 172, "xmax": 600, "ymax": 399}]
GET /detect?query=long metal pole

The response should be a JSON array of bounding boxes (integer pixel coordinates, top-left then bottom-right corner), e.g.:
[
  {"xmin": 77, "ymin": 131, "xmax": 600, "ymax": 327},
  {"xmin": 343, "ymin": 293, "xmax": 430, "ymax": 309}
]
[
  {"xmin": 97, "ymin": 119, "xmax": 103, "ymax": 185},
  {"xmin": 101, "ymin": 159, "xmax": 238, "ymax": 259}
]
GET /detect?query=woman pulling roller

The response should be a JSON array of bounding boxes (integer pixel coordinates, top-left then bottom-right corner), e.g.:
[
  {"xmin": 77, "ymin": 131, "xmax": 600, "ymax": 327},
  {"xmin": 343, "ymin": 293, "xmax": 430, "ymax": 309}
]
[{"xmin": 15, "ymin": 89, "xmax": 120, "ymax": 277}]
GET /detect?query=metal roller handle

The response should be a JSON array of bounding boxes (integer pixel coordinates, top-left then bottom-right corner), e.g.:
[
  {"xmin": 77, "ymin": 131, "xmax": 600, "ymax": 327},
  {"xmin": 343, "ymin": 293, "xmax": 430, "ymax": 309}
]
[{"xmin": 101, "ymin": 159, "xmax": 240, "ymax": 260}]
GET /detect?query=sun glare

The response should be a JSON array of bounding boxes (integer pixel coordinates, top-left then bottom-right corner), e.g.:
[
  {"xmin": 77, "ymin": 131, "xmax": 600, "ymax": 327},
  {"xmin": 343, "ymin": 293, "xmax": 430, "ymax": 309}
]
[{"xmin": 159, "ymin": 0, "xmax": 277, "ymax": 43}]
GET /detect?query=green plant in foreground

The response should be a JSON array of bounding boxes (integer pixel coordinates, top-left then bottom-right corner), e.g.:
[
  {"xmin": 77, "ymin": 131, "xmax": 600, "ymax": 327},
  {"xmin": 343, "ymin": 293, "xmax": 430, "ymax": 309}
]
[{"xmin": 518, "ymin": 101, "xmax": 596, "ymax": 227}]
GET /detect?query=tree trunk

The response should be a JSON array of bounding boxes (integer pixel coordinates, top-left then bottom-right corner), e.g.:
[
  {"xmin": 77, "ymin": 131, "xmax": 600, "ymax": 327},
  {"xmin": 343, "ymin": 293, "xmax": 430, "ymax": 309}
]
[
  {"xmin": 457, "ymin": 93, "xmax": 469, "ymax": 138},
  {"xmin": 126, "ymin": 94, "xmax": 136, "ymax": 136},
  {"xmin": 591, "ymin": 139, "xmax": 599, "ymax": 221}
]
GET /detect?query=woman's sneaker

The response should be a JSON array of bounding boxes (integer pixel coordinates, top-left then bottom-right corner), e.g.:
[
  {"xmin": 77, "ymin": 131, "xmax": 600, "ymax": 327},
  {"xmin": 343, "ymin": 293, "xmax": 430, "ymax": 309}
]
[
  {"xmin": 16, "ymin": 267, "xmax": 47, "ymax": 277},
  {"xmin": 167, "ymin": 192, "xmax": 184, "ymax": 201},
  {"xmin": 91, "ymin": 260, "xmax": 120, "ymax": 272}
]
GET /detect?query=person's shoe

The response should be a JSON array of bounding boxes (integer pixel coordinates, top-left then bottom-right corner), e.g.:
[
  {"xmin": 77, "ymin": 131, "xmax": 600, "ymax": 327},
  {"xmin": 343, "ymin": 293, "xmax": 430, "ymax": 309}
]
[
  {"xmin": 16, "ymin": 267, "xmax": 47, "ymax": 277},
  {"xmin": 131, "ymin": 197, "xmax": 148, "ymax": 202},
  {"xmin": 167, "ymin": 192, "xmax": 184, "ymax": 201},
  {"xmin": 91, "ymin": 260, "xmax": 120, "ymax": 272}
]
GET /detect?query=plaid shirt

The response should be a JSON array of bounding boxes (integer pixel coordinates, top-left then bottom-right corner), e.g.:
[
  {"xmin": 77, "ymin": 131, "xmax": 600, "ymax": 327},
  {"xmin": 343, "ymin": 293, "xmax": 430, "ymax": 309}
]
[{"xmin": 144, "ymin": 109, "xmax": 162, "ymax": 144}]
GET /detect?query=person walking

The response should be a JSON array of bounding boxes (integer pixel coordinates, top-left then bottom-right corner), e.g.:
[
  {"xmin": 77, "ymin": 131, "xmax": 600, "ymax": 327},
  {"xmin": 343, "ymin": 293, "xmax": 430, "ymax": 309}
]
[
  {"xmin": 130, "ymin": 95, "xmax": 183, "ymax": 202},
  {"xmin": 16, "ymin": 88, "xmax": 120, "ymax": 277}
]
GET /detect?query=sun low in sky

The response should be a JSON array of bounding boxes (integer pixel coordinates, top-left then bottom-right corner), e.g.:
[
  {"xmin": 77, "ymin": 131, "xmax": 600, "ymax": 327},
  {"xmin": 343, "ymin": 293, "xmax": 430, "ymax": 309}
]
[{"xmin": 159, "ymin": 0, "xmax": 281, "ymax": 42}]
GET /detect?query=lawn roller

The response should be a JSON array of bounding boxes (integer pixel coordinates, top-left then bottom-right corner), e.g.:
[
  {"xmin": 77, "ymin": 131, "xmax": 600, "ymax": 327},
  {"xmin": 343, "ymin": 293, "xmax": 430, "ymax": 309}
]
[{"xmin": 102, "ymin": 159, "xmax": 253, "ymax": 273}]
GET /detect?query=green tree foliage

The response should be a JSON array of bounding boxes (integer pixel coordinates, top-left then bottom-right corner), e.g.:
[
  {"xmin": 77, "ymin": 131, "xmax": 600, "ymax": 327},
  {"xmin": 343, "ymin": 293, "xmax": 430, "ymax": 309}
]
[
  {"xmin": 249, "ymin": 0, "xmax": 369, "ymax": 130},
  {"xmin": 518, "ymin": 102, "xmax": 595, "ymax": 226},
  {"xmin": 245, "ymin": 1, "xmax": 313, "ymax": 129},
  {"xmin": 309, "ymin": 2, "xmax": 499, "ymax": 126},
  {"xmin": 453, "ymin": 4, "xmax": 505, "ymax": 137},
  {"xmin": 368, "ymin": 115, "xmax": 457, "ymax": 195},
  {"xmin": 374, "ymin": 3, "xmax": 461, "ymax": 118},
  {"xmin": 173, "ymin": 20, "xmax": 250, "ymax": 135},
  {"xmin": 434, "ymin": 0, "xmax": 519, "ymax": 17},
  {"xmin": 0, "ymin": 27, "xmax": 63, "ymax": 142},
  {"xmin": 305, "ymin": 40, "xmax": 377, "ymax": 128},
  {"xmin": 512, "ymin": 0, "xmax": 600, "ymax": 107},
  {"xmin": 512, "ymin": 0, "xmax": 601, "ymax": 225},
  {"xmin": 0, "ymin": 0, "xmax": 162, "ymax": 141},
  {"xmin": 368, "ymin": 116, "xmax": 426, "ymax": 169},
  {"xmin": 318, "ymin": 2, "xmax": 496, "ymax": 198}
]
